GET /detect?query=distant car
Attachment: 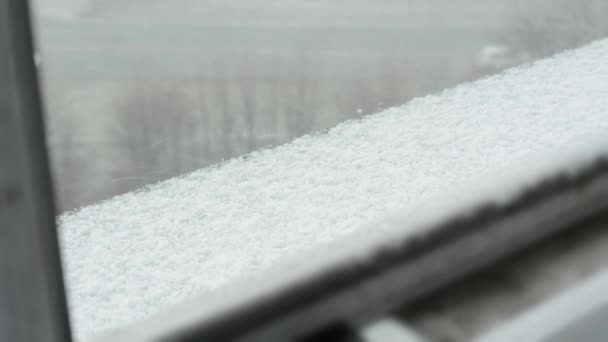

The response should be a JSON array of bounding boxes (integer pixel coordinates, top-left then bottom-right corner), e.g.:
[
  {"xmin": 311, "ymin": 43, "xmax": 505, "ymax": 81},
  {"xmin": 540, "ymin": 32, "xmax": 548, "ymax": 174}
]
[{"xmin": 476, "ymin": 45, "xmax": 530, "ymax": 70}]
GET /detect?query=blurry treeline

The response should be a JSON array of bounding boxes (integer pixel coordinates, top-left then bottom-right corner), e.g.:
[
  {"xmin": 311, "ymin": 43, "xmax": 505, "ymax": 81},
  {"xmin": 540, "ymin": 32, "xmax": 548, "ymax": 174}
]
[
  {"xmin": 45, "ymin": 53, "xmax": 466, "ymax": 211},
  {"xmin": 43, "ymin": 1, "xmax": 608, "ymax": 212}
]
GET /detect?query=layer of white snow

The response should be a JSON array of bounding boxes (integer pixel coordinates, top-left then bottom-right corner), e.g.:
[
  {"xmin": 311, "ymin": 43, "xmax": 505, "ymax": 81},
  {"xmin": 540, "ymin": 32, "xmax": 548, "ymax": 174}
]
[{"xmin": 61, "ymin": 39, "xmax": 608, "ymax": 341}]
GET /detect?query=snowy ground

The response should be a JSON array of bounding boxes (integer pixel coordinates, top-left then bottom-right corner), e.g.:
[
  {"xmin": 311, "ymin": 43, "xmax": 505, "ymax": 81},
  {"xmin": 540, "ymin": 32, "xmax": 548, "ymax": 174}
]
[{"xmin": 60, "ymin": 39, "xmax": 608, "ymax": 340}]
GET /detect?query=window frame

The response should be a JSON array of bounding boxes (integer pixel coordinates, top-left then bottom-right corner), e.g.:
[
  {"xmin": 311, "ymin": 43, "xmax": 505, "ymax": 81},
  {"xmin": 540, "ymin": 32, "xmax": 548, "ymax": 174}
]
[{"xmin": 0, "ymin": 0, "xmax": 71, "ymax": 341}]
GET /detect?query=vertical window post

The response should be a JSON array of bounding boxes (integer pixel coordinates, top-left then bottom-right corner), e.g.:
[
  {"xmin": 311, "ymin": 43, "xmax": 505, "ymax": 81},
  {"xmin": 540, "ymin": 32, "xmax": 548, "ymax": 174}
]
[{"xmin": 0, "ymin": 0, "xmax": 72, "ymax": 341}]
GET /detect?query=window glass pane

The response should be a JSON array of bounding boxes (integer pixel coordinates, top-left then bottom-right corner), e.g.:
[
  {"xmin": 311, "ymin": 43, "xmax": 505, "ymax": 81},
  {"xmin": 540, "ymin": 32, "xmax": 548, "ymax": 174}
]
[{"xmin": 31, "ymin": 0, "xmax": 608, "ymax": 340}]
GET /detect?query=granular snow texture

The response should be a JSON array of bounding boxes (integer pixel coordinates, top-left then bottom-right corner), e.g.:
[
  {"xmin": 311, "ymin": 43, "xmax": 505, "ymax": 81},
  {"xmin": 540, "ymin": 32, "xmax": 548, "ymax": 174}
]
[{"xmin": 60, "ymin": 39, "xmax": 608, "ymax": 340}]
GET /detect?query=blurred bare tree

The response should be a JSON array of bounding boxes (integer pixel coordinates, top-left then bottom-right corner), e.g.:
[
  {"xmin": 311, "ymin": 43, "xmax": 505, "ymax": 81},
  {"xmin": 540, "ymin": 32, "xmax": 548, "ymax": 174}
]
[
  {"xmin": 111, "ymin": 83, "xmax": 196, "ymax": 189},
  {"xmin": 285, "ymin": 53, "xmax": 319, "ymax": 137},
  {"xmin": 194, "ymin": 79, "xmax": 214, "ymax": 163}
]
